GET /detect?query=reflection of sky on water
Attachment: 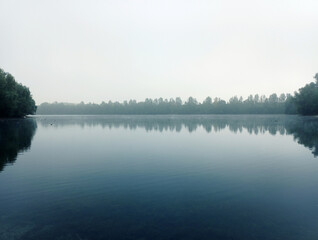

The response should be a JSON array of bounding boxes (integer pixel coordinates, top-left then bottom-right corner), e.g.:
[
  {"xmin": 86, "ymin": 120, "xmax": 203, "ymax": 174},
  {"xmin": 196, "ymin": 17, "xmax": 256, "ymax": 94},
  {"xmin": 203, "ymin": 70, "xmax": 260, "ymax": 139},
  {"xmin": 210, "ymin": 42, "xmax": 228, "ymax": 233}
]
[
  {"xmin": 0, "ymin": 115, "xmax": 318, "ymax": 240},
  {"xmin": 35, "ymin": 115, "xmax": 318, "ymax": 157}
]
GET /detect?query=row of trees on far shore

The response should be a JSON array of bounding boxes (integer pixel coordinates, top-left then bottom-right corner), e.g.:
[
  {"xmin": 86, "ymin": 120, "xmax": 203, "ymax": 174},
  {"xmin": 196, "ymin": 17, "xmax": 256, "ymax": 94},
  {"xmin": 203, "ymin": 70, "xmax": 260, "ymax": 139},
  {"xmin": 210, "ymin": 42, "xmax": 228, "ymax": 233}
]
[
  {"xmin": 37, "ymin": 93, "xmax": 297, "ymax": 115},
  {"xmin": 36, "ymin": 73, "xmax": 318, "ymax": 116},
  {"xmin": 1, "ymin": 66, "xmax": 317, "ymax": 117}
]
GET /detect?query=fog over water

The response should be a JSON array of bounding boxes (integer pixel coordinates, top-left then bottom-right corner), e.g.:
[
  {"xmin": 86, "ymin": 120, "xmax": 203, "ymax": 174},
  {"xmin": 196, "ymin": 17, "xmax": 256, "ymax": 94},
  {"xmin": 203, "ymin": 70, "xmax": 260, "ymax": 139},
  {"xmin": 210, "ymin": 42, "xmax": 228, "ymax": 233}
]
[{"xmin": 1, "ymin": 2, "xmax": 318, "ymax": 239}]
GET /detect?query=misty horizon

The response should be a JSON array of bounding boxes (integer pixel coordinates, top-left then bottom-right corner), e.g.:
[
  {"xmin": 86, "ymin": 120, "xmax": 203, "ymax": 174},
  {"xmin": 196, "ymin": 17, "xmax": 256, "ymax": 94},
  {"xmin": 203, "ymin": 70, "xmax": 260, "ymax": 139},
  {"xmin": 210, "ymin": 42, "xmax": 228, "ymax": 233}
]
[
  {"xmin": 1, "ymin": 0, "xmax": 317, "ymax": 105},
  {"xmin": 38, "ymin": 93, "xmax": 291, "ymax": 105},
  {"xmin": 1, "ymin": 1, "xmax": 318, "ymax": 239}
]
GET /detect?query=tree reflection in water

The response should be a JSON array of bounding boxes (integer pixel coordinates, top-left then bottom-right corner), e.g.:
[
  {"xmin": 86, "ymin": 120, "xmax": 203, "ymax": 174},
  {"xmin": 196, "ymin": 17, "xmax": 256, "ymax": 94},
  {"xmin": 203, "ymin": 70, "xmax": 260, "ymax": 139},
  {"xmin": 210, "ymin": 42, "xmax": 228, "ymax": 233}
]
[
  {"xmin": 0, "ymin": 115, "xmax": 317, "ymax": 173},
  {"xmin": 0, "ymin": 118, "xmax": 37, "ymax": 171},
  {"xmin": 37, "ymin": 115, "xmax": 318, "ymax": 157}
]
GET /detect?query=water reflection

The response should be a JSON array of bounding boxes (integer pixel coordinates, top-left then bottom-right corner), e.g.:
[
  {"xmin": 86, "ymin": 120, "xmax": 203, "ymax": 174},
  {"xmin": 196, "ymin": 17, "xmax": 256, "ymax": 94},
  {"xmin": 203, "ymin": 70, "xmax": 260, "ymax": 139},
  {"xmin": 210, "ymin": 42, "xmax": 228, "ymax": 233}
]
[
  {"xmin": 287, "ymin": 118, "xmax": 318, "ymax": 157},
  {"xmin": 1, "ymin": 115, "xmax": 318, "ymax": 240},
  {"xmin": 36, "ymin": 115, "xmax": 318, "ymax": 157},
  {"xmin": 0, "ymin": 118, "xmax": 37, "ymax": 171},
  {"xmin": 35, "ymin": 115, "xmax": 296, "ymax": 134}
]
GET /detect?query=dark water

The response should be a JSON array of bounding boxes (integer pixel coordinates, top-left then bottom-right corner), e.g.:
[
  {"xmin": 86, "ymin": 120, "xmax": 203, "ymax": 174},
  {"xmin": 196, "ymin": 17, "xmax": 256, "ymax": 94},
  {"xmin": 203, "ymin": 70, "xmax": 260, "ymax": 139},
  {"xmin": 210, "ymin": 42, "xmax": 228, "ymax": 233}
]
[{"xmin": 1, "ymin": 115, "xmax": 318, "ymax": 240}]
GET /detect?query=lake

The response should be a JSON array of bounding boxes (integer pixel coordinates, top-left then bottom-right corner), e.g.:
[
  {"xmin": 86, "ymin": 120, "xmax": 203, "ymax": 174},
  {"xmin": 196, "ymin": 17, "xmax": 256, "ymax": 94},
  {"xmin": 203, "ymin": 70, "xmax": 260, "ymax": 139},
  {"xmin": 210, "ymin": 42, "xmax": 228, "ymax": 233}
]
[{"xmin": 0, "ymin": 115, "xmax": 318, "ymax": 240}]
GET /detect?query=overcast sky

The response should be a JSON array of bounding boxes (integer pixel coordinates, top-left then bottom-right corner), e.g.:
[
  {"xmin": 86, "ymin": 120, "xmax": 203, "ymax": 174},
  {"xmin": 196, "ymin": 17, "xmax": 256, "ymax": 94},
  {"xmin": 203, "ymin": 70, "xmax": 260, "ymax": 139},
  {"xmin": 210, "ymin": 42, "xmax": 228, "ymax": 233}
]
[{"xmin": 0, "ymin": 0, "xmax": 317, "ymax": 104}]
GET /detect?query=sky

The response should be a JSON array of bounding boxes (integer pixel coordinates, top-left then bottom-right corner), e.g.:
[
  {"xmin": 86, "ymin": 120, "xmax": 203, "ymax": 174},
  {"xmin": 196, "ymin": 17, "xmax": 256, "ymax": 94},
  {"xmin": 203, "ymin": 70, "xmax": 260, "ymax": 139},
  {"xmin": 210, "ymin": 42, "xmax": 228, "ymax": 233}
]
[{"xmin": 0, "ymin": 0, "xmax": 317, "ymax": 104}]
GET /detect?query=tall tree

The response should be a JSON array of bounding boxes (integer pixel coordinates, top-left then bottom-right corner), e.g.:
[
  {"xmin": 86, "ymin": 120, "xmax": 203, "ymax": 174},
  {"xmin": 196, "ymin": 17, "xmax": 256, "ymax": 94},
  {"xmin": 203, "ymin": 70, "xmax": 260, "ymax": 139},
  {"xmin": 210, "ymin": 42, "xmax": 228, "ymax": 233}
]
[
  {"xmin": 0, "ymin": 68, "xmax": 36, "ymax": 118},
  {"xmin": 314, "ymin": 73, "xmax": 318, "ymax": 84},
  {"xmin": 293, "ymin": 74, "xmax": 318, "ymax": 115}
]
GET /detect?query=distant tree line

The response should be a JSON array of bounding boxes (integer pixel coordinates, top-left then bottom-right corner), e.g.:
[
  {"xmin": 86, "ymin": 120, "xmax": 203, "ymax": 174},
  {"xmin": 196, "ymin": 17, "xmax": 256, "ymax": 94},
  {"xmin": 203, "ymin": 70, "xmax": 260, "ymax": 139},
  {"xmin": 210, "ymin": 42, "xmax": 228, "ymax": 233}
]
[
  {"xmin": 37, "ymin": 73, "xmax": 318, "ymax": 116},
  {"xmin": 37, "ymin": 93, "xmax": 297, "ymax": 115},
  {"xmin": 0, "ymin": 68, "xmax": 36, "ymax": 118},
  {"xmin": 1, "ymin": 65, "xmax": 316, "ymax": 116}
]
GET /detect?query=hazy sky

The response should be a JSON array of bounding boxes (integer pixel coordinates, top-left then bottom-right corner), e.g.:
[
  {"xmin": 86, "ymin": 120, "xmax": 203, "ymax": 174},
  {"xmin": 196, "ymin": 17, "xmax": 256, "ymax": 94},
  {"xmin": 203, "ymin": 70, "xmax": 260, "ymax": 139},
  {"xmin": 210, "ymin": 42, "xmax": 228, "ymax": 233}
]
[{"xmin": 0, "ymin": 0, "xmax": 317, "ymax": 104}]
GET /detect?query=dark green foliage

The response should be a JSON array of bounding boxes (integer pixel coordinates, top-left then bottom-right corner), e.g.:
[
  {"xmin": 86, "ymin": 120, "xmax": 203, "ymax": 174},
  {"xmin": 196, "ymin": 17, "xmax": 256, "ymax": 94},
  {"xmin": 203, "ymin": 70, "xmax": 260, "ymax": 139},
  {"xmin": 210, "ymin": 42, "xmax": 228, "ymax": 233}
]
[
  {"xmin": 0, "ymin": 68, "xmax": 36, "ymax": 118},
  {"xmin": 293, "ymin": 74, "xmax": 318, "ymax": 115},
  {"xmin": 37, "ymin": 93, "xmax": 293, "ymax": 115}
]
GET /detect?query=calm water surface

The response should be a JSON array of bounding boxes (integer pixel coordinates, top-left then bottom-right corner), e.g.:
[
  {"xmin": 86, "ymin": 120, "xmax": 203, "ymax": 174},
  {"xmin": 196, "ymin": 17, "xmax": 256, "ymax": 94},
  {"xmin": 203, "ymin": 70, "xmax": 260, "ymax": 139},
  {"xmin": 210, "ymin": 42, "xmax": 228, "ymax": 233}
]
[{"xmin": 0, "ymin": 115, "xmax": 318, "ymax": 240}]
